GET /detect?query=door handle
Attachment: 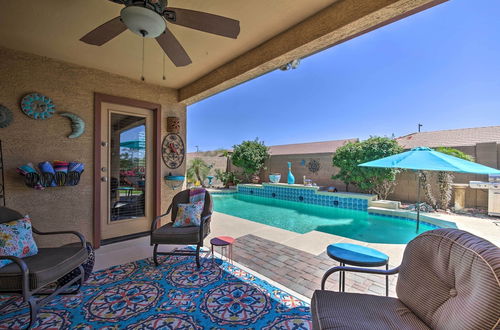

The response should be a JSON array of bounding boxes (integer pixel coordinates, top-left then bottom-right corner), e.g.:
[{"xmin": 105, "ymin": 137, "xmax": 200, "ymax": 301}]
[{"xmin": 101, "ymin": 177, "xmax": 108, "ymax": 182}]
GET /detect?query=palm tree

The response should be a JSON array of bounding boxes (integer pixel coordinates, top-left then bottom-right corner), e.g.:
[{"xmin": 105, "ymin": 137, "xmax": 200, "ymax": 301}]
[{"xmin": 187, "ymin": 158, "xmax": 211, "ymax": 187}]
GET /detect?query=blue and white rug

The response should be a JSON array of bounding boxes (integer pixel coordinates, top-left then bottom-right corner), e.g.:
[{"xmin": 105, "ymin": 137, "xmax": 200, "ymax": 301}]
[{"xmin": 0, "ymin": 254, "xmax": 311, "ymax": 329}]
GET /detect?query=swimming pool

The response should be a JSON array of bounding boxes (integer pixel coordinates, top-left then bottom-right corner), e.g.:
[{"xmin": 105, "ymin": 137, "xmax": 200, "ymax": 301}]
[{"xmin": 212, "ymin": 193, "xmax": 438, "ymax": 244}]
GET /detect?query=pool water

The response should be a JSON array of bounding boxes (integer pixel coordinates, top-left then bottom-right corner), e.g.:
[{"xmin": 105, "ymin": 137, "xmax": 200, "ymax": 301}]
[{"xmin": 212, "ymin": 194, "xmax": 437, "ymax": 244}]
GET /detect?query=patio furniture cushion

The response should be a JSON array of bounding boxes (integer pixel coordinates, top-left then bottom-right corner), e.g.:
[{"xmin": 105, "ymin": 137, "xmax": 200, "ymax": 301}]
[
  {"xmin": 0, "ymin": 247, "xmax": 88, "ymax": 291},
  {"xmin": 396, "ymin": 228, "xmax": 500, "ymax": 330},
  {"xmin": 172, "ymin": 201, "xmax": 204, "ymax": 227},
  {"xmin": 151, "ymin": 222, "xmax": 209, "ymax": 245},
  {"xmin": 0, "ymin": 217, "xmax": 38, "ymax": 268},
  {"xmin": 311, "ymin": 290, "xmax": 429, "ymax": 330},
  {"xmin": 189, "ymin": 188, "xmax": 206, "ymax": 204},
  {"xmin": 171, "ymin": 189, "xmax": 212, "ymax": 223}
]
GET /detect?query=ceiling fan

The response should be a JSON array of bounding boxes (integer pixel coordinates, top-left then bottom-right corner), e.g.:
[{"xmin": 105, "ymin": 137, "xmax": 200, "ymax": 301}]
[{"xmin": 80, "ymin": 0, "xmax": 240, "ymax": 67}]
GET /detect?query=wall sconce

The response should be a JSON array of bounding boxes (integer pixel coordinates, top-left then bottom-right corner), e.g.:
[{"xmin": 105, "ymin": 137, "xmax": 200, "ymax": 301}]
[
  {"xmin": 167, "ymin": 116, "xmax": 180, "ymax": 133},
  {"xmin": 164, "ymin": 173, "xmax": 185, "ymax": 190}
]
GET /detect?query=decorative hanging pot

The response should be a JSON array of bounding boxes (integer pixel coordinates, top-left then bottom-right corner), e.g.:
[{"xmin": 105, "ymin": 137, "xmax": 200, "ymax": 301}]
[{"xmin": 167, "ymin": 116, "xmax": 180, "ymax": 133}]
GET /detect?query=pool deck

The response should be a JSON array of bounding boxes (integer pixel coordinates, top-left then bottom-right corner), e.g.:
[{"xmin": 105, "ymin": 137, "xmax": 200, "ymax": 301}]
[
  {"xmin": 205, "ymin": 210, "xmax": 500, "ymax": 298},
  {"xmin": 94, "ymin": 209, "xmax": 499, "ymax": 300}
]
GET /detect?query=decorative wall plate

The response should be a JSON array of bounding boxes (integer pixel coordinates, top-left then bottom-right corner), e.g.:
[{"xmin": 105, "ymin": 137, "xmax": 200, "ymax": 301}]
[
  {"xmin": 0, "ymin": 104, "xmax": 13, "ymax": 128},
  {"xmin": 20, "ymin": 93, "xmax": 56, "ymax": 120},
  {"xmin": 162, "ymin": 133, "xmax": 185, "ymax": 169}
]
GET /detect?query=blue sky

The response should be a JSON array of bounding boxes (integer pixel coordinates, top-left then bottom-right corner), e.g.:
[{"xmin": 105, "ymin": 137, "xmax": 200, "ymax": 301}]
[{"xmin": 187, "ymin": 0, "xmax": 500, "ymax": 152}]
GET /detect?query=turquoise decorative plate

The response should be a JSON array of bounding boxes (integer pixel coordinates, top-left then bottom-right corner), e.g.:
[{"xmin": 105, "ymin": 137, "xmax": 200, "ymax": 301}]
[
  {"xmin": 20, "ymin": 93, "xmax": 56, "ymax": 120},
  {"xmin": 0, "ymin": 104, "xmax": 13, "ymax": 128}
]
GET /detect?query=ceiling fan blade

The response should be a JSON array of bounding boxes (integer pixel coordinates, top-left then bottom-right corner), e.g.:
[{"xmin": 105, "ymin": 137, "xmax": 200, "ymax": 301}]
[
  {"xmin": 80, "ymin": 17, "xmax": 127, "ymax": 46},
  {"xmin": 156, "ymin": 28, "xmax": 192, "ymax": 67},
  {"xmin": 165, "ymin": 8, "xmax": 240, "ymax": 39}
]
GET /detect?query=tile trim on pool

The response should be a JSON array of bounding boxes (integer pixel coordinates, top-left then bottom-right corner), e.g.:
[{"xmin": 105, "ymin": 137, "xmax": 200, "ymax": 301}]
[
  {"xmin": 368, "ymin": 207, "xmax": 457, "ymax": 229},
  {"xmin": 236, "ymin": 183, "xmax": 376, "ymax": 211}
]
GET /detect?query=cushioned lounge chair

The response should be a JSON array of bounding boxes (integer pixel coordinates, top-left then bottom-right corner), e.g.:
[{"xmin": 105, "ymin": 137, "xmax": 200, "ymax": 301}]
[
  {"xmin": 312, "ymin": 228, "xmax": 500, "ymax": 330},
  {"xmin": 0, "ymin": 206, "xmax": 88, "ymax": 328},
  {"xmin": 150, "ymin": 189, "xmax": 212, "ymax": 268}
]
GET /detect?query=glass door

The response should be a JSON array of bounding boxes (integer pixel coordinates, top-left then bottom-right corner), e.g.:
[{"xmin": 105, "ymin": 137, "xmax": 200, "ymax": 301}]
[{"xmin": 100, "ymin": 103, "xmax": 153, "ymax": 241}]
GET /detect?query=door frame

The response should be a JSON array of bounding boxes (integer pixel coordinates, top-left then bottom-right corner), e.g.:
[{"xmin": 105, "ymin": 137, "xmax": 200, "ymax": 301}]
[{"xmin": 93, "ymin": 93, "xmax": 161, "ymax": 248}]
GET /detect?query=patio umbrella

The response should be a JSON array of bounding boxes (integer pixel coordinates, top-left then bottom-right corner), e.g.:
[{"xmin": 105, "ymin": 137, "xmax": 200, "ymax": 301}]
[
  {"xmin": 359, "ymin": 146, "xmax": 500, "ymax": 231},
  {"xmin": 120, "ymin": 140, "xmax": 145, "ymax": 150}
]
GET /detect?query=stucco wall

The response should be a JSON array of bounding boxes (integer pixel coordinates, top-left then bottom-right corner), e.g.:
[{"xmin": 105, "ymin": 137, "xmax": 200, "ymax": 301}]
[
  {"xmin": 0, "ymin": 47, "xmax": 186, "ymax": 246},
  {"xmin": 263, "ymin": 153, "xmax": 348, "ymax": 190}
]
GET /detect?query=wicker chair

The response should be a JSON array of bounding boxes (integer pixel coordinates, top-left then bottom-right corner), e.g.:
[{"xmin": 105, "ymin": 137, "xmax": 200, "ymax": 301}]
[
  {"xmin": 0, "ymin": 206, "xmax": 88, "ymax": 328},
  {"xmin": 150, "ymin": 189, "xmax": 212, "ymax": 268},
  {"xmin": 312, "ymin": 228, "xmax": 500, "ymax": 330}
]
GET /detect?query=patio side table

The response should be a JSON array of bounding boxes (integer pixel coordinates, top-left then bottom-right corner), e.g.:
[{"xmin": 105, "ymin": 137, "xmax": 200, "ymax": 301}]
[
  {"xmin": 210, "ymin": 236, "xmax": 235, "ymax": 264},
  {"xmin": 326, "ymin": 243, "xmax": 390, "ymax": 296}
]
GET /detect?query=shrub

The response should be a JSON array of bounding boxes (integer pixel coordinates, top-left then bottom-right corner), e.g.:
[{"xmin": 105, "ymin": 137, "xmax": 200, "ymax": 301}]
[
  {"xmin": 231, "ymin": 139, "xmax": 269, "ymax": 182},
  {"xmin": 332, "ymin": 137, "xmax": 403, "ymax": 199},
  {"xmin": 215, "ymin": 169, "xmax": 241, "ymax": 188},
  {"xmin": 435, "ymin": 147, "xmax": 474, "ymax": 210}
]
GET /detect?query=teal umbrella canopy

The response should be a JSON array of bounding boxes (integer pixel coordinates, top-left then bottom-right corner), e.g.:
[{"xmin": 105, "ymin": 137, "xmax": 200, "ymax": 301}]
[
  {"xmin": 359, "ymin": 147, "xmax": 500, "ymax": 174},
  {"xmin": 120, "ymin": 140, "xmax": 145, "ymax": 150}
]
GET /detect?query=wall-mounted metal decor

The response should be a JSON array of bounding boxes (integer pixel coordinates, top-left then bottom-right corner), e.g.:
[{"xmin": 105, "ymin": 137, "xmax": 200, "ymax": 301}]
[
  {"xmin": 59, "ymin": 112, "xmax": 85, "ymax": 138},
  {"xmin": 162, "ymin": 133, "xmax": 185, "ymax": 169},
  {"xmin": 20, "ymin": 93, "xmax": 56, "ymax": 120},
  {"xmin": 167, "ymin": 116, "xmax": 180, "ymax": 133},
  {"xmin": 17, "ymin": 161, "xmax": 84, "ymax": 189},
  {"xmin": 307, "ymin": 159, "xmax": 321, "ymax": 174},
  {"xmin": 0, "ymin": 105, "xmax": 13, "ymax": 128}
]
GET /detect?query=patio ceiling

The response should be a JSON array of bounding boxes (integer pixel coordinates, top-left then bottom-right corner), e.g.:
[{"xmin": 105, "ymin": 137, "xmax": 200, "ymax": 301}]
[
  {"xmin": 0, "ymin": 0, "xmax": 339, "ymax": 89},
  {"xmin": 0, "ymin": 0, "xmax": 447, "ymax": 104}
]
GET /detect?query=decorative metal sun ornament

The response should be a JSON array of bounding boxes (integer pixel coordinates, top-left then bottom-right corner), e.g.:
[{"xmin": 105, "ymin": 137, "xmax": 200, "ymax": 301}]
[
  {"xmin": 0, "ymin": 104, "xmax": 13, "ymax": 128},
  {"xmin": 307, "ymin": 159, "xmax": 321, "ymax": 174},
  {"xmin": 20, "ymin": 93, "xmax": 56, "ymax": 120}
]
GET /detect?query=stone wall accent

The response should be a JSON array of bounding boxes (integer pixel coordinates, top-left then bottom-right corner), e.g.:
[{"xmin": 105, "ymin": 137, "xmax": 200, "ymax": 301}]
[{"xmin": 0, "ymin": 46, "xmax": 186, "ymax": 246}]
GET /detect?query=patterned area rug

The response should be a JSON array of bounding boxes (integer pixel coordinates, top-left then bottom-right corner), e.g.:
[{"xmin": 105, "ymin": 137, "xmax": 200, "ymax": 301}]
[{"xmin": 0, "ymin": 254, "xmax": 311, "ymax": 329}]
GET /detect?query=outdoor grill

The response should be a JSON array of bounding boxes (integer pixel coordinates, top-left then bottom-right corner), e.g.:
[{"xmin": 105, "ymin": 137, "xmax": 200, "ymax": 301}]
[{"xmin": 469, "ymin": 174, "xmax": 500, "ymax": 216}]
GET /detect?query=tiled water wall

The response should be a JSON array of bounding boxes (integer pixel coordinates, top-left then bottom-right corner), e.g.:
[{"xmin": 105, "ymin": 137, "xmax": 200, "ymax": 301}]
[{"xmin": 237, "ymin": 183, "xmax": 375, "ymax": 211}]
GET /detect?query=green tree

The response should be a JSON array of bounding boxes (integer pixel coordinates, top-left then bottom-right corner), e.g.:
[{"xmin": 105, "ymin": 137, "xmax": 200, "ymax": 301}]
[
  {"xmin": 186, "ymin": 158, "xmax": 211, "ymax": 187},
  {"xmin": 231, "ymin": 139, "xmax": 269, "ymax": 182},
  {"xmin": 332, "ymin": 137, "xmax": 403, "ymax": 199}
]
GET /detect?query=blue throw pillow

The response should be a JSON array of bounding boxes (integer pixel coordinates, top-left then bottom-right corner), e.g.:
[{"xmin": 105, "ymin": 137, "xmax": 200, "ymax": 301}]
[
  {"xmin": 0, "ymin": 216, "xmax": 39, "ymax": 268},
  {"xmin": 172, "ymin": 202, "xmax": 204, "ymax": 227}
]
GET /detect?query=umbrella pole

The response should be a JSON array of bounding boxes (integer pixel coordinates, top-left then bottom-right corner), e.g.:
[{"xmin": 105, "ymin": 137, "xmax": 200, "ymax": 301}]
[{"xmin": 416, "ymin": 171, "xmax": 421, "ymax": 233}]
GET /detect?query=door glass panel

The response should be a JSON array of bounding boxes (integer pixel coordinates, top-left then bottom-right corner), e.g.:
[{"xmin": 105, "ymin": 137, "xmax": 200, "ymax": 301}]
[{"xmin": 110, "ymin": 113, "xmax": 147, "ymax": 221}]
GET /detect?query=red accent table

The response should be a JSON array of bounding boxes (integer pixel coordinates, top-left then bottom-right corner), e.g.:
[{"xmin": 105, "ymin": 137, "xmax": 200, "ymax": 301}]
[{"xmin": 210, "ymin": 236, "xmax": 236, "ymax": 264}]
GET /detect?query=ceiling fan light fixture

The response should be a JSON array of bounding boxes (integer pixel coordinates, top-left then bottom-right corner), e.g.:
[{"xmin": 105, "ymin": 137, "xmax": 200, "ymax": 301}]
[{"xmin": 120, "ymin": 6, "xmax": 165, "ymax": 38}]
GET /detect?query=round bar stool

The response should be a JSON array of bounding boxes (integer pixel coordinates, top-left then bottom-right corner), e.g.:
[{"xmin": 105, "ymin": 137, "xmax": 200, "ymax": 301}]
[
  {"xmin": 210, "ymin": 236, "xmax": 236, "ymax": 264},
  {"xmin": 326, "ymin": 243, "xmax": 390, "ymax": 296}
]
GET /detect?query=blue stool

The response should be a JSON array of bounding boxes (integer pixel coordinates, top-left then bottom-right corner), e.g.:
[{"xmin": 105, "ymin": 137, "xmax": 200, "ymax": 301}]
[{"xmin": 326, "ymin": 243, "xmax": 390, "ymax": 296}]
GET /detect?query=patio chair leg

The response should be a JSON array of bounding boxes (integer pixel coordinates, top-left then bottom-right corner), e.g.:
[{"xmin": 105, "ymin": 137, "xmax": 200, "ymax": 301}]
[
  {"xmin": 195, "ymin": 244, "xmax": 201, "ymax": 269},
  {"xmin": 153, "ymin": 244, "xmax": 159, "ymax": 266},
  {"xmin": 27, "ymin": 297, "xmax": 38, "ymax": 329}
]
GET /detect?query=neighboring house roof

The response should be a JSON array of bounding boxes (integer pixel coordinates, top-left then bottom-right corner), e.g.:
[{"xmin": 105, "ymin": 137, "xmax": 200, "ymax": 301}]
[
  {"xmin": 396, "ymin": 126, "xmax": 500, "ymax": 149},
  {"xmin": 268, "ymin": 139, "xmax": 358, "ymax": 155}
]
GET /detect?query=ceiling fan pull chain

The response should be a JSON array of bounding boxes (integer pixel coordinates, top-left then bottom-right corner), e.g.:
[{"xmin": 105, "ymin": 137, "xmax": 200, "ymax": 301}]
[
  {"xmin": 141, "ymin": 38, "xmax": 145, "ymax": 81},
  {"xmin": 163, "ymin": 53, "xmax": 166, "ymax": 80}
]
